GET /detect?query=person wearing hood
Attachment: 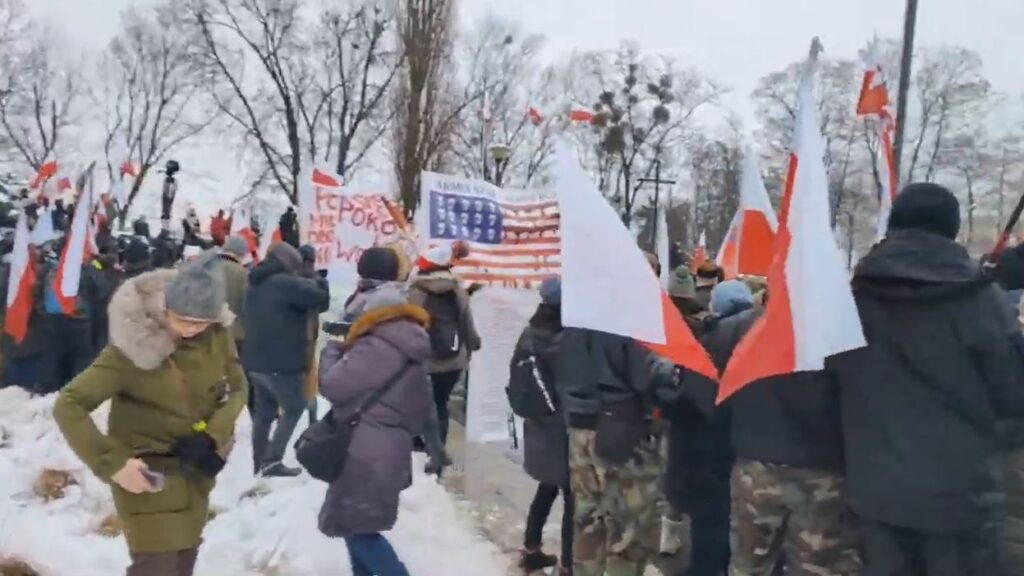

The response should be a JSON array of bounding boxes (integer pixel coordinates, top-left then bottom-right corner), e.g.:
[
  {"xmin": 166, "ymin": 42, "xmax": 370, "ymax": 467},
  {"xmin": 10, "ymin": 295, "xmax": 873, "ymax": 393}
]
[
  {"xmin": 661, "ymin": 280, "xmax": 750, "ymax": 576},
  {"xmin": 511, "ymin": 277, "xmax": 573, "ymax": 575},
  {"xmin": 694, "ymin": 262, "xmax": 723, "ymax": 311},
  {"xmin": 122, "ymin": 236, "xmax": 155, "ymax": 280},
  {"xmin": 317, "ymin": 255, "xmax": 434, "ymax": 576},
  {"xmin": 829, "ymin": 183, "xmax": 1024, "ymax": 575},
  {"xmin": 243, "ymin": 241, "xmax": 329, "ymax": 477},
  {"xmin": 407, "ymin": 244, "xmax": 482, "ymax": 446},
  {"xmin": 279, "ymin": 206, "xmax": 299, "ymax": 248},
  {"xmin": 53, "ymin": 252, "xmax": 247, "ymax": 576}
]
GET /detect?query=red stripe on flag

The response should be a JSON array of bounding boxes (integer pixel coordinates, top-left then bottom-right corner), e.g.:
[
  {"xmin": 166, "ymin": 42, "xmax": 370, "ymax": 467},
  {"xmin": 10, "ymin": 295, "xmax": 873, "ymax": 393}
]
[{"xmin": 717, "ymin": 154, "xmax": 800, "ymax": 403}]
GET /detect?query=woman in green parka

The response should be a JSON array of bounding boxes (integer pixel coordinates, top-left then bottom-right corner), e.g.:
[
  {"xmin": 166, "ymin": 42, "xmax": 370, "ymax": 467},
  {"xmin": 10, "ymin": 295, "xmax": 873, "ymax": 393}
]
[{"xmin": 53, "ymin": 251, "xmax": 247, "ymax": 576}]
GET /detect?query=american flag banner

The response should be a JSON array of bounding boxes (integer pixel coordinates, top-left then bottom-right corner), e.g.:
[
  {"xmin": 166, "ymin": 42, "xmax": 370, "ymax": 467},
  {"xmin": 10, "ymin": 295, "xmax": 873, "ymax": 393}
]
[{"xmin": 418, "ymin": 172, "xmax": 560, "ymax": 289}]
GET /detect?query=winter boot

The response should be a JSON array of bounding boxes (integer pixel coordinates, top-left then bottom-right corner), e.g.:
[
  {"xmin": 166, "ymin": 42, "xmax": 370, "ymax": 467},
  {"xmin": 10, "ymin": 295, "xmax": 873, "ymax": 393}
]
[
  {"xmin": 259, "ymin": 461, "xmax": 302, "ymax": 478},
  {"xmin": 659, "ymin": 514, "xmax": 685, "ymax": 556},
  {"xmin": 518, "ymin": 549, "xmax": 557, "ymax": 573}
]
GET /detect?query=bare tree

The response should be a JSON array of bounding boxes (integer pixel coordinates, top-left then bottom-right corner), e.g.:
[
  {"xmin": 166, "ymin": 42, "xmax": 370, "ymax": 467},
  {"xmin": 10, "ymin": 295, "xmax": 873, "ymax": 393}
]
[
  {"xmin": 297, "ymin": 1, "xmax": 403, "ymax": 178},
  {"xmin": 188, "ymin": 0, "xmax": 305, "ymax": 203},
  {"xmin": 448, "ymin": 16, "xmax": 546, "ymax": 186},
  {"xmin": 941, "ymin": 132, "xmax": 993, "ymax": 245},
  {"xmin": 393, "ymin": 0, "xmax": 456, "ymax": 215},
  {"xmin": 905, "ymin": 46, "xmax": 990, "ymax": 183},
  {"xmin": 101, "ymin": 3, "xmax": 217, "ymax": 223},
  {"xmin": 0, "ymin": 27, "xmax": 81, "ymax": 170},
  {"xmin": 753, "ymin": 56, "xmax": 863, "ymax": 227},
  {"xmin": 586, "ymin": 42, "xmax": 720, "ymax": 224}
]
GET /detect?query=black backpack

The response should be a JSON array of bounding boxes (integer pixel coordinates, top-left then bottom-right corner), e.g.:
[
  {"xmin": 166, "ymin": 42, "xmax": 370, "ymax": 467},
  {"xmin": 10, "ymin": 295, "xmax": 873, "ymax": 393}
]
[
  {"xmin": 423, "ymin": 291, "xmax": 463, "ymax": 360},
  {"xmin": 506, "ymin": 333, "xmax": 558, "ymax": 420}
]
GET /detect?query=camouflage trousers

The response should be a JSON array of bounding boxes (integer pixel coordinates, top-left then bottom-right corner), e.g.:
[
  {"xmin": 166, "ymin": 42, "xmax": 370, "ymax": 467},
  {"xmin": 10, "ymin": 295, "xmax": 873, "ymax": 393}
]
[
  {"xmin": 568, "ymin": 429, "xmax": 660, "ymax": 576},
  {"xmin": 729, "ymin": 459, "xmax": 861, "ymax": 576}
]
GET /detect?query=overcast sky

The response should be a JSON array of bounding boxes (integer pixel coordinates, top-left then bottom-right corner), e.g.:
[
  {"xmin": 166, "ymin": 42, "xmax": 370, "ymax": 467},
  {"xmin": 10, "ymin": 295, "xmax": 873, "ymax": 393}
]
[{"xmin": 30, "ymin": 0, "xmax": 1024, "ymax": 123}]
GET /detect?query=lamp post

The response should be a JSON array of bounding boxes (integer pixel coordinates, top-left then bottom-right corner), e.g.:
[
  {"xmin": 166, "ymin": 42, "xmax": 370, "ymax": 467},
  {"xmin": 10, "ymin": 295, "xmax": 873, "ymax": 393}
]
[{"xmin": 489, "ymin": 143, "xmax": 511, "ymax": 187}]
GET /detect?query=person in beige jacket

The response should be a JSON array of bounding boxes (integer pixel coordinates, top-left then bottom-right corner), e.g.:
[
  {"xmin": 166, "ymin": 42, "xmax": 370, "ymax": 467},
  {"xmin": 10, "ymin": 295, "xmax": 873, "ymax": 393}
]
[{"xmin": 407, "ymin": 245, "xmax": 481, "ymax": 445}]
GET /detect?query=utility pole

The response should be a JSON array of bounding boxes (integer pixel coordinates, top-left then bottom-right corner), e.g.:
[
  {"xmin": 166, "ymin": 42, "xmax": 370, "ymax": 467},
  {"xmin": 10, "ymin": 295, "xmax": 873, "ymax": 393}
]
[
  {"xmin": 638, "ymin": 159, "xmax": 677, "ymax": 246},
  {"xmin": 893, "ymin": 0, "xmax": 918, "ymax": 184}
]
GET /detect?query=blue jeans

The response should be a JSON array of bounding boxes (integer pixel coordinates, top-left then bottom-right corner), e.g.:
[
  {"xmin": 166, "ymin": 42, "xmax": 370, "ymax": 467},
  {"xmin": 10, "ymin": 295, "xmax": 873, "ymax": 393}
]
[{"xmin": 345, "ymin": 533, "xmax": 410, "ymax": 576}]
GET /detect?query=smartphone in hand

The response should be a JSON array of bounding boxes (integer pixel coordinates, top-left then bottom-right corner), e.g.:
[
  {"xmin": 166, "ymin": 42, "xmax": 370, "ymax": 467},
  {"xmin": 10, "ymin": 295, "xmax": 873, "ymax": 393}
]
[{"xmin": 140, "ymin": 469, "xmax": 165, "ymax": 492}]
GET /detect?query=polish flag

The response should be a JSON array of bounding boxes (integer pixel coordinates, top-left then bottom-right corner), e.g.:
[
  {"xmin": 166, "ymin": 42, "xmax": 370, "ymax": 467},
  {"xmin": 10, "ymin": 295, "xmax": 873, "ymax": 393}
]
[
  {"xmin": 112, "ymin": 160, "xmax": 139, "ymax": 206},
  {"xmin": 526, "ymin": 106, "xmax": 544, "ymax": 126},
  {"xmin": 568, "ymin": 104, "xmax": 595, "ymax": 124},
  {"xmin": 230, "ymin": 208, "xmax": 259, "ymax": 256},
  {"xmin": 716, "ymin": 152, "xmax": 778, "ymax": 279},
  {"xmin": 690, "ymin": 231, "xmax": 708, "ymax": 273},
  {"xmin": 556, "ymin": 142, "xmax": 717, "ymax": 380},
  {"xmin": 53, "ymin": 163, "xmax": 96, "ymax": 315},
  {"xmin": 29, "ymin": 161, "xmax": 58, "ymax": 192},
  {"xmin": 718, "ymin": 40, "xmax": 866, "ymax": 403},
  {"xmin": 5, "ymin": 212, "xmax": 37, "ymax": 344},
  {"xmin": 857, "ymin": 43, "xmax": 898, "ymax": 239},
  {"xmin": 258, "ymin": 225, "xmax": 283, "ymax": 261}
]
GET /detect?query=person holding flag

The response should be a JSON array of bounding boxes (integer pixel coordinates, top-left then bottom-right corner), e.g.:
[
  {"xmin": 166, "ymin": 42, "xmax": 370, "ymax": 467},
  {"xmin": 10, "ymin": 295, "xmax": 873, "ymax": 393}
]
[{"xmin": 830, "ymin": 182, "xmax": 1024, "ymax": 575}]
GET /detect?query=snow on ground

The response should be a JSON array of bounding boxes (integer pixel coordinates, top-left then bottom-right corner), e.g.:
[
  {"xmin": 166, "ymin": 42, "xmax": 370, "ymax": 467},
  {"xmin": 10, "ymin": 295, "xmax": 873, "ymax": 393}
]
[{"xmin": 0, "ymin": 388, "xmax": 509, "ymax": 576}]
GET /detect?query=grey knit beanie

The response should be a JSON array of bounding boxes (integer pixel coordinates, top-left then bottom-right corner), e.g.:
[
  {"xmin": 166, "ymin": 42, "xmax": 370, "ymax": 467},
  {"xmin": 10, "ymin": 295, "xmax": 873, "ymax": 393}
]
[
  {"xmin": 221, "ymin": 235, "xmax": 249, "ymax": 259},
  {"xmin": 165, "ymin": 250, "xmax": 228, "ymax": 321},
  {"xmin": 268, "ymin": 242, "xmax": 303, "ymax": 273}
]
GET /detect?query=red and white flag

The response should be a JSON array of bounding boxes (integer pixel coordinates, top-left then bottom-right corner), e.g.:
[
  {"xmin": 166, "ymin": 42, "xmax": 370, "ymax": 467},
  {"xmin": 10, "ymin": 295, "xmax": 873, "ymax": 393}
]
[
  {"xmin": 111, "ymin": 159, "xmax": 139, "ymax": 206},
  {"xmin": 718, "ymin": 40, "xmax": 865, "ymax": 403},
  {"xmin": 556, "ymin": 142, "xmax": 717, "ymax": 379},
  {"xmin": 568, "ymin": 103, "xmax": 594, "ymax": 124},
  {"xmin": 857, "ymin": 43, "xmax": 898, "ymax": 239},
  {"xmin": 53, "ymin": 162, "xmax": 96, "ymax": 315},
  {"xmin": 716, "ymin": 152, "xmax": 778, "ymax": 279},
  {"xmin": 230, "ymin": 208, "xmax": 259, "ymax": 256},
  {"xmin": 29, "ymin": 160, "xmax": 58, "ymax": 192},
  {"xmin": 691, "ymin": 231, "xmax": 708, "ymax": 273},
  {"xmin": 526, "ymin": 106, "xmax": 545, "ymax": 127},
  {"xmin": 5, "ymin": 213, "xmax": 36, "ymax": 344}
]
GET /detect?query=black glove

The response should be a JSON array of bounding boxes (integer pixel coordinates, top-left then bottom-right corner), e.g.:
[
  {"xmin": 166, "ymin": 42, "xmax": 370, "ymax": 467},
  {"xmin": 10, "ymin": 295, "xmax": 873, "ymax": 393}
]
[{"xmin": 170, "ymin": 432, "xmax": 226, "ymax": 478}]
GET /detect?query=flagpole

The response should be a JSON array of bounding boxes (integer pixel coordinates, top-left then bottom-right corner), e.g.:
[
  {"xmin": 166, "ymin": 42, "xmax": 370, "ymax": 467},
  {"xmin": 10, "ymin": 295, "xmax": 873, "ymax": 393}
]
[{"xmin": 893, "ymin": 0, "xmax": 918, "ymax": 185}]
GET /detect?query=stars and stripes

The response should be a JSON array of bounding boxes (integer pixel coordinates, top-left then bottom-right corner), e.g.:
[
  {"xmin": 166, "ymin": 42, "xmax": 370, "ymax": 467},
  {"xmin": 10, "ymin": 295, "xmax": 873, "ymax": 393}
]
[{"xmin": 424, "ymin": 186, "xmax": 560, "ymax": 287}]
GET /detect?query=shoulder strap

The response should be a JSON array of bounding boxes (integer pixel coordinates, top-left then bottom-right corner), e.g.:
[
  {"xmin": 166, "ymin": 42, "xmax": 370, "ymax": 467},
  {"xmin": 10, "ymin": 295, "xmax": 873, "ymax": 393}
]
[{"xmin": 351, "ymin": 361, "xmax": 414, "ymax": 421}]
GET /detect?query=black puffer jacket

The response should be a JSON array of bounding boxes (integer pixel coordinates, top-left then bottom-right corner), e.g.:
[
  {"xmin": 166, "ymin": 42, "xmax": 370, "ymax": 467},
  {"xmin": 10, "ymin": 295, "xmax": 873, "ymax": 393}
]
[
  {"xmin": 516, "ymin": 304, "xmax": 568, "ymax": 487},
  {"xmin": 830, "ymin": 228, "xmax": 1024, "ymax": 531},
  {"xmin": 664, "ymin": 307, "xmax": 755, "ymax": 513},
  {"xmin": 558, "ymin": 328, "xmax": 651, "ymax": 430},
  {"xmin": 242, "ymin": 257, "xmax": 329, "ymax": 373}
]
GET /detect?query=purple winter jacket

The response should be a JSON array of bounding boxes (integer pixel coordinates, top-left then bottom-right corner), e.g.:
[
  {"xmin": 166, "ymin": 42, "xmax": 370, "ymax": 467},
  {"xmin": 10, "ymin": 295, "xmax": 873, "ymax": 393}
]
[{"xmin": 317, "ymin": 308, "xmax": 433, "ymax": 538}]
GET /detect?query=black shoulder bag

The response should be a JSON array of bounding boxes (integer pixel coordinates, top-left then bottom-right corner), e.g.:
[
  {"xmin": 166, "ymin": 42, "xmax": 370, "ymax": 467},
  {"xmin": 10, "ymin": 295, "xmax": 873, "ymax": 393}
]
[{"xmin": 295, "ymin": 362, "xmax": 412, "ymax": 483}]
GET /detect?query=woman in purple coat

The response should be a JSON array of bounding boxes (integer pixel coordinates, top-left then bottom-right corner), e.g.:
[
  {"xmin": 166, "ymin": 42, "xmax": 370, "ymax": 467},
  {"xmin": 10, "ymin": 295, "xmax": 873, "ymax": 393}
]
[{"xmin": 317, "ymin": 248, "xmax": 433, "ymax": 576}]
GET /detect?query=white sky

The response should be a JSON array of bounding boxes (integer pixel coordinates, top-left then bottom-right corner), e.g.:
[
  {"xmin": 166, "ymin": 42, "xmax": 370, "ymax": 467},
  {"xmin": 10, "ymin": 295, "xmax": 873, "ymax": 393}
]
[{"xmin": 31, "ymin": 0, "xmax": 1024, "ymax": 123}]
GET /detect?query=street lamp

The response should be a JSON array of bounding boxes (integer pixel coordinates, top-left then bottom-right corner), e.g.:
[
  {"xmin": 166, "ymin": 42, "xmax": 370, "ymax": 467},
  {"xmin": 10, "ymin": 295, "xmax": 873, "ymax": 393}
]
[{"xmin": 489, "ymin": 143, "xmax": 511, "ymax": 187}]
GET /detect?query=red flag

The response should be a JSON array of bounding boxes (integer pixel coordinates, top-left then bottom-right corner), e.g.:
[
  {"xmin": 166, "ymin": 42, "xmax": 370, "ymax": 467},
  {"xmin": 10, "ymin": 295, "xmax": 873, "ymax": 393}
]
[
  {"xmin": 120, "ymin": 160, "xmax": 139, "ymax": 178},
  {"xmin": 312, "ymin": 168, "xmax": 342, "ymax": 187},
  {"xmin": 54, "ymin": 163, "xmax": 96, "ymax": 315},
  {"xmin": 526, "ymin": 106, "xmax": 544, "ymax": 126},
  {"xmin": 5, "ymin": 213, "xmax": 36, "ymax": 344},
  {"xmin": 29, "ymin": 161, "xmax": 58, "ymax": 190},
  {"xmin": 718, "ymin": 40, "xmax": 865, "ymax": 403},
  {"xmin": 857, "ymin": 46, "xmax": 898, "ymax": 239},
  {"xmin": 568, "ymin": 104, "xmax": 594, "ymax": 123}
]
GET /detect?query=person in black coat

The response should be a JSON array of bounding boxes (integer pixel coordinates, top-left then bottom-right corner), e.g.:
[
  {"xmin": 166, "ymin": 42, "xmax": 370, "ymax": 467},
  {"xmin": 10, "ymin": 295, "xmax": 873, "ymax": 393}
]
[
  {"xmin": 515, "ymin": 278, "xmax": 572, "ymax": 575},
  {"xmin": 666, "ymin": 279, "xmax": 753, "ymax": 576},
  {"xmin": 244, "ymin": 241, "xmax": 329, "ymax": 477},
  {"xmin": 830, "ymin": 183, "xmax": 1024, "ymax": 576},
  {"xmin": 279, "ymin": 206, "xmax": 299, "ymax": 248}
]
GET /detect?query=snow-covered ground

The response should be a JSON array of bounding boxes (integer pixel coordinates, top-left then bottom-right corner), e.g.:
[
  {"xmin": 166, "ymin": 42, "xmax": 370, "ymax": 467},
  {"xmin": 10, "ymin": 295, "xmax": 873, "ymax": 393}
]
[{"xmin": 0, "ymin": 388, "xmax": 509, "ymax": 576}]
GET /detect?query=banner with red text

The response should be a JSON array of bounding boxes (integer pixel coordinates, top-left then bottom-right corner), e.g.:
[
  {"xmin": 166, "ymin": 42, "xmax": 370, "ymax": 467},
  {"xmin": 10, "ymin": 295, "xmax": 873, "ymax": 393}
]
[{"xmin": 297, "ymin": 168, "xmax": 405, "ymax": 287}]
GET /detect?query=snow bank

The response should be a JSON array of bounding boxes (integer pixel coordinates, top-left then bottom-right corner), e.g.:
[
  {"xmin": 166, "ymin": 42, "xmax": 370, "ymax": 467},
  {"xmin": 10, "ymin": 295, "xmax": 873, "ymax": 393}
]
[{"xmin": 0, "ymin": 388, "xmax": 507, "ymax": 575}]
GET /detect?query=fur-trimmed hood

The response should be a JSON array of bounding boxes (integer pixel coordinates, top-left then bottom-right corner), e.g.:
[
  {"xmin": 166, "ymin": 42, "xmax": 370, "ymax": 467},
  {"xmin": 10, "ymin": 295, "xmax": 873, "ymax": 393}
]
[
  {"xmin": 108, "ymin": 269, "xmax": 235, "ymax": 370},
  {"xmin": 346, "ymin": 303, "xmax": 431, "ymax": 363}
]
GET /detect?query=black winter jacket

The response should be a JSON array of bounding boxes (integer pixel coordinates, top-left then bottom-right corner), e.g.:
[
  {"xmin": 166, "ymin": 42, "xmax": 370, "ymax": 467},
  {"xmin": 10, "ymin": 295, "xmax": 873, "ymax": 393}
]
[
  {"xmin": 242, "ymin": 258, "xmax": 329, "ymax": 373},
  {"xmin": 830, "ymin": 228, "xmax": 1024, "ymax": 532},
  {"xmin": 558, "ymin": 328, "xmax": 651, "ymax": 430}
]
